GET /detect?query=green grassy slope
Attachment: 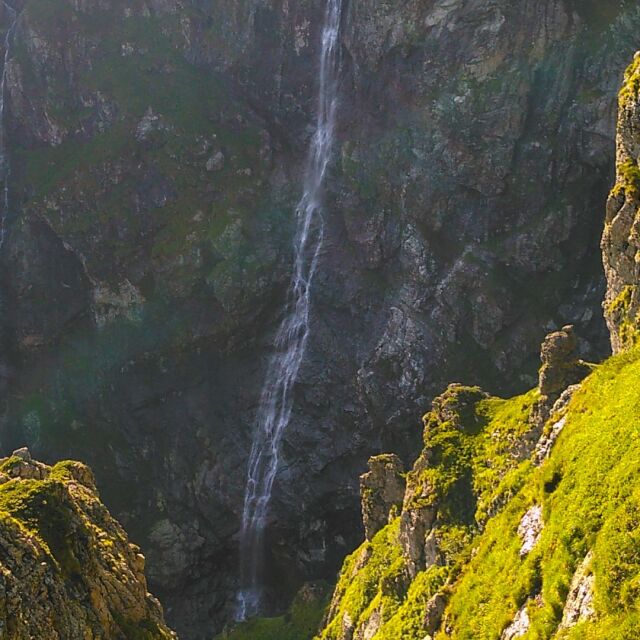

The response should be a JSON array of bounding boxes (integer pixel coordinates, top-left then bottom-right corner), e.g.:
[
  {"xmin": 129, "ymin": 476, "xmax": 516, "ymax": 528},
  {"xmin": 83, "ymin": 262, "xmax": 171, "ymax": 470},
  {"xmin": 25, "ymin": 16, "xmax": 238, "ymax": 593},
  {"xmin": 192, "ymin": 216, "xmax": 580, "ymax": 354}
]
[
  {"xmin": 312, "ymin": 347, "xmax": 640, "ymax": 640},
  {"xmin": 442, "ymin": 347, "xmax": 640, "ymax": 639}
]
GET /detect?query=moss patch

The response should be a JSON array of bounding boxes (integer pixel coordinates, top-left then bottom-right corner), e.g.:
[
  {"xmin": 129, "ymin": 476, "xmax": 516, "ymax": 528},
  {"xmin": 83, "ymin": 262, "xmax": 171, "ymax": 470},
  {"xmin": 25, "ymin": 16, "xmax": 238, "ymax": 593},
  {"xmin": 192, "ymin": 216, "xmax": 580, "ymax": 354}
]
[
  {"xmin": 619, "ymin": 55, "xmax": 640, "ymax": 109},
  {"xmin": 441, "ymin": 347, "xmax": 640, "ymax": 638},
  {"xmin": 0, "ymin": 474, "xmax": 84, "ymax": 579},
  {"xmin": 606, "ymin": 286, "xmax": 640, "ymax": 350},
  {"xmin": 611, "ymin": 159, "xmax": 640, "ymax": 199}
]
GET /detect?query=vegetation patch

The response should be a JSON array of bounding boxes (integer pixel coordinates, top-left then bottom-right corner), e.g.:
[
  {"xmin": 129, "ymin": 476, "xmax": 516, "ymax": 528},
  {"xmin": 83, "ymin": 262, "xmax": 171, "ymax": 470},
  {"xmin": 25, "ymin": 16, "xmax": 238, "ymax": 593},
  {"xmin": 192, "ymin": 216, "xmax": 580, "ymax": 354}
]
[
  {"xmin": 611, "ymin": 159, "xmax": 640, "ymax": 199},
  {"xmin": 606, "ymin": 286, "xmax": 640, "ymax": 350},
  {"xmin": 619, "ymin": 54, "xmax": 640, "ymax": 109},
  {"xmin": 217, "ymin": 584, "xmax": 330, "ymax": 640},
  {"xmin": 318, "ymin": 348, "xmax": 640, "ymax": 639},
  {"xmin": 319, "ymin": 384, "xmax": 540, "ymax": 639},
  {"xmin": 441, "ymin": 348, "xmax": 640, "ymax": 639},
  {"xmin": 0, "ymin": 474, "xmax": 83, "ymax": 579}
]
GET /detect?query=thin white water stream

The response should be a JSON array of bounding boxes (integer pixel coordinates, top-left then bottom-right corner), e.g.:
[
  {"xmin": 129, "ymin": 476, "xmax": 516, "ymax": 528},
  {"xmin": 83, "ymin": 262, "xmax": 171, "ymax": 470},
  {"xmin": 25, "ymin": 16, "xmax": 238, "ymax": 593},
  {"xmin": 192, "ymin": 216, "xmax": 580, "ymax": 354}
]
[{"xmin": 235, "ymin": 0, "xmax": 343, "ymax": 621}]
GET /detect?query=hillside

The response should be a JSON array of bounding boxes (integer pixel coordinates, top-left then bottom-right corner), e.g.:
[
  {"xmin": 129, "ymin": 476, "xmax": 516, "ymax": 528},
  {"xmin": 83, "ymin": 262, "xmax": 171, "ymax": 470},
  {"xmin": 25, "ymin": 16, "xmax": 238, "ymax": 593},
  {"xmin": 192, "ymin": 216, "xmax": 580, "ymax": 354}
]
[{"xmin": 315, "ymin": 345, "xmax": 640, "ymax": 639}]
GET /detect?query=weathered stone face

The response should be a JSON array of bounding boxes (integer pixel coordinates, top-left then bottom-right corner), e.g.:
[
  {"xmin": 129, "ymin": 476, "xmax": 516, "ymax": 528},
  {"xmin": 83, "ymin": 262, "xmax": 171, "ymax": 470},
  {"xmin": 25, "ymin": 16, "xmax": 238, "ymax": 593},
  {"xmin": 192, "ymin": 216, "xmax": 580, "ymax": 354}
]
[
  {"xmin": 538, "ymin": 325, "xmax": 586, "ymax": 398},
  {"xmin": 0, "ymin": 0, "xmax": 637, "ymax": 636},
  {"xmin": 603, "ymin": 53, "xmax": 640, "ymax": 352},
  {"xmin": 0, "ymin": 450, "xmax": 176, "ymax": 639},
  {"xmin": 360, "ymin": 454, "xmax": 405, "ymax": 541}
]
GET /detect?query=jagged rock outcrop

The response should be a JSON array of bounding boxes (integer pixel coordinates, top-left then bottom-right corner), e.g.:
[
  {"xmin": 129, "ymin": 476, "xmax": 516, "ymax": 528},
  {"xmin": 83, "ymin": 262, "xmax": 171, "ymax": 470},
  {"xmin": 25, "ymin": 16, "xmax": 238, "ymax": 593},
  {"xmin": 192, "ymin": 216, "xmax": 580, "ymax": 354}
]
[
  {"xmin": 359, "ymin": 454, "xmax": 405, "ymax": 541},
  {"xmin": 400, "ymin": 385, "xmax": 489, "ymax": 579},
  {"xmin": 0, "ymin": 1, "xmax": 639, "ymax": 636},
  {"xmin": 0, "ymin": 448, "xmax": 176, "ymax": 639},
  {"xmin": 538, "ymin": 326, "xmax": 583, "ymax": 398},
  {"xmin": 530, "ymin": 325, "xmax": 589, "ymax": 429},
  {"xmin": 317, "ymin": 382, "xmax": 542, "ymax": 639},
  {"xmin": 603, "ymin": 52, "xmax": 640, "ymax": 352},
  {"xmin": 316, "ymin": 346, "xmax": 640, "ymax": 639}
]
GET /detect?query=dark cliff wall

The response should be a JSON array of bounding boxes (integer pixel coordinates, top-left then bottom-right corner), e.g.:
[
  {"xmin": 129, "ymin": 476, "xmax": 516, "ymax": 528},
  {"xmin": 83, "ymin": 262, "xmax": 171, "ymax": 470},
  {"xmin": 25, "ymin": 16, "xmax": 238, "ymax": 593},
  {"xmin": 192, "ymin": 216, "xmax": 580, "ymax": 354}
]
[{"xmin": 0, "ymin": 1, "xmax": 638, "ymax": 637}]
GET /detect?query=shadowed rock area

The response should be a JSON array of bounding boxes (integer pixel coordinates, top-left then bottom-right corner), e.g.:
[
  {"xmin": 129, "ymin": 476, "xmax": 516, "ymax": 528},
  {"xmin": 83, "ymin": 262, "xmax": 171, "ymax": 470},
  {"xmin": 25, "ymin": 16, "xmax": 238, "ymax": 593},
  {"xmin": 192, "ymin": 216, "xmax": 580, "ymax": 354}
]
[{"xmin": 0, "ymin": 1, "xmax": 638, "ymax": 636}]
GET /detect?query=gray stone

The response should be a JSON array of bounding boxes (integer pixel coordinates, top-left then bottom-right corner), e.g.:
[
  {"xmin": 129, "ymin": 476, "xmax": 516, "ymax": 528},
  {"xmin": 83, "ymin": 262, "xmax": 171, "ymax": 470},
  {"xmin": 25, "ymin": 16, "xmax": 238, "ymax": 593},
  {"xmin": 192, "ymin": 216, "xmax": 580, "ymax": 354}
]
[
  {"xmin": 206, "ymin": 151, "xmax": 225, "ymax": 172},
  {"xmin": 360, "ymin": 454, "xmax": 405, "ymax": 540},
  {"xmin": 11, "ymin": 447, "xmax": 31, "ymax": 462},
  {"xmin": 518, "ymin": 505, "xmax": 543, "ymax": 557}
]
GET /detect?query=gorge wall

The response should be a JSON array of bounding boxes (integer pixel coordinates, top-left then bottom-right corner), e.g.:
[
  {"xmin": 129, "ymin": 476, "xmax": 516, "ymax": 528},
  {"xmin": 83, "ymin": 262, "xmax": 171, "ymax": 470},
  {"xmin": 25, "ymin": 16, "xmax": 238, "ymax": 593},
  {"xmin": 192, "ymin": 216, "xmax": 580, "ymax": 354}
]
[
  {"xmin": 257, "ymin": 53, "xmax": 640, "ymax": 639},
  {"xmin": 0, "ymin": 1, "xmax": 638, "ymax": 637},
  {"xmin": 304, "ymin": 52, "xmax": 640, "ymax": 638}
]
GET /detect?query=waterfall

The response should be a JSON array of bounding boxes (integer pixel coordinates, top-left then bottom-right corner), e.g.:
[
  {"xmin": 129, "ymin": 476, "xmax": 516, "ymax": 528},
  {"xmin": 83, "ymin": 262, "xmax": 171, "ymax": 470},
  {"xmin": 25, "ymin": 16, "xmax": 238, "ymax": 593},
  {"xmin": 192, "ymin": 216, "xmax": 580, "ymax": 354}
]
[
  {"xmin": 235, "ymin": 0, "xmax": 343, "ymax": 621},
  {"xmin": 0, "ymin": 1, "xmax": 18, "ymax": 249}
]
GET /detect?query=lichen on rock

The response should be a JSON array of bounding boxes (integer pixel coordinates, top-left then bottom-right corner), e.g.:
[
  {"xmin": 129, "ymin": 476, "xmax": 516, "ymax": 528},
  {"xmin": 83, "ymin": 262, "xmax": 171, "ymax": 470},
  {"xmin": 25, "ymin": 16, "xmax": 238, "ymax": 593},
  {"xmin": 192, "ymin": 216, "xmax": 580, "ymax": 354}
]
[
  {"xmin": 360, "ymin": 454, "xmax": 405, "ymax": 541},
  {"xmin": 0, "ymin": 448, "xmax": 176, "ymax": 639},
  {"xmin": 603, "ymin": 52, "xmax": 640, "ymax": 352}
]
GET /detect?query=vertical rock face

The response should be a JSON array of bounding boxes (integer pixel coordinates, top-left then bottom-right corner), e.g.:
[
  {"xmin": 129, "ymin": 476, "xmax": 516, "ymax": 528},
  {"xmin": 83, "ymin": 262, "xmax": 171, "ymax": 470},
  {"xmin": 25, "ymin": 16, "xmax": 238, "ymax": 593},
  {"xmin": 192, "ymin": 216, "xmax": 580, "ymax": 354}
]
[
  {"xmin": 314, "ymin": 49, "xmax": 640, "ymax": 640},
  {"xmin": 0, "ymin": 0, "xmax": 638, "ymax": 636},
  {"xmin": 360, "ymin": 454, "xmax": 405, "ymax": 541},
  {"xmin": 0, "ymin": 450, "xmax": 176, "ymax": 639},
  {"xmin": 603, "ymin": 53, "xmax": 640, "ymax": 352},
  {"xmin": 317, "ymin": 382, "xmax": 542, "ymax": 640},
  {"xmin": 539, "ymin": 326, "xmax": 580, "ymax": 398}
]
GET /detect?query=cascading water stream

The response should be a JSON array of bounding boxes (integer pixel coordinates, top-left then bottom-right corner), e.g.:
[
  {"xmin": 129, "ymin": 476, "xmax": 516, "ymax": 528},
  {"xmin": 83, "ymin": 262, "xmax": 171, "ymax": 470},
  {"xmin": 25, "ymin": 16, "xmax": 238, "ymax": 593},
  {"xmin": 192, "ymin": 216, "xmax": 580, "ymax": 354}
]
[
  {"xmin": 235, "ymin": 0, "xmax": 343, "ymax": 621},
  {"xmin": 0, "ymin": 1, "xmax": 18, "ymax": 249}
]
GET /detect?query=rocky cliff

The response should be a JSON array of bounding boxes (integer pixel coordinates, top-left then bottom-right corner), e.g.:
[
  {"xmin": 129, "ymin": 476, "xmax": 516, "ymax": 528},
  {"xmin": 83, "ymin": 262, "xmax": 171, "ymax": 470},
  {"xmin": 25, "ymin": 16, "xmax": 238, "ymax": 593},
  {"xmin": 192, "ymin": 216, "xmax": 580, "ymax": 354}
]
[
  {"xmin": 0, "ymin": 448, "xmax": 175, "ymax": 639},
  {"xmin": 304, "ymin": 50, "xmax": 640, "ymax": 640},
  {"xmin": 603, "ymin": 53, "xmax": 640, "ymax": 352},
  {"xmin": 1, "ymin": 1, "xmax": 639, "ymax": 637},
  {"xmin": 314, "ymin": 340, "xmax": 640, "ymax": 639}
]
